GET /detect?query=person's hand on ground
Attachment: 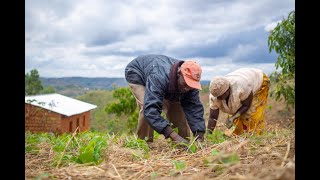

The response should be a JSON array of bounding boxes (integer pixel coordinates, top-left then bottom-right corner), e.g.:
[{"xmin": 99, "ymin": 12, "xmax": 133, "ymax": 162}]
[
  {"xmin": 226, "ymin": 113, "xmax": 240, "ymax": 129},
  {"xmin": 169, "ymin": 131, "xmax": 188, "ymax": 144},
  {"xmin": 194, "ymin": 132, "xmax": 204, "ymax": 142},
  {"xmin": 226, "ymin": 118, "xmax": 234, "ymax": 129}
]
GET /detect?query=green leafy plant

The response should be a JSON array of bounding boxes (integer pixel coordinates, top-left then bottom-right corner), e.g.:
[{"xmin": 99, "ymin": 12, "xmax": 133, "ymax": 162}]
[
  {"xmin": 25, "ymin": 131, "xmax": 110, "ymax": 167},
  {"xmin": 207, "ymin": 129, "xmax": 227, "ymax": 144},
  {"xmin": 154, "ymin": 131, "xmax": 160, "ymax": 140},
  {"xmin": 25, "ymin": 132, "xmax": 54, "ymax": 153},
  {"xmin": 172, "ymin": 127, "xmax": 178, "ymax": 133},
  {"xmin": 188, "ymin": 143, "xmax": 197, "ymax": 153},
  {"xmin": 76, "ymin": 135, "xmax": 108, "ymax": 164},
  {"xmin": 268, "ymin": 10, "xmax": 295, "ymax": 107},
  {"xmin": 124, "ymin": 136, "xmax": 150, "ymax": 159},
  {"xmin": 185, "ymin": 135, "xmax": 206, "ymax": 153},
  {"xmin": 172, "ymin": 160, "xmax": 186, "ymax": 175},
  {"xmin": 211, "ymin": 149, "xmax": 219, "ymax": 156},
  {"xmin": 220, "ymin": 153, "xmax": 239, "ymax": 164},
  {"xmin": 204, "ymin": 151, "xmax": 240, "ymax": 176}
]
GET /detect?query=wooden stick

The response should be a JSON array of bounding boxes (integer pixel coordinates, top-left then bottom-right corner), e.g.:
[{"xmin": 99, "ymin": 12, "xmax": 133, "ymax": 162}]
[
  {"xmin": 112, "ymin": 164, "xmax": 122, "ymax": 180},
  {"xmin": 281, "ymin": 141, "xmax": 291, "ymax": 167}
]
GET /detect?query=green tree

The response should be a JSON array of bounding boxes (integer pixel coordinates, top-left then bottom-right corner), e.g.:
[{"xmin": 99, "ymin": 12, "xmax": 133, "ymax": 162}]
[
  {"xmin": 105, "ymin": 86, "xmax": 138, "ymax": 133},
  {"xmin": 268, "ymin": 10, "xmax": 295, "ymax": 107},
  {"xmin": 25, "ymin": 69, "xmax": 43, "ymax": 95}
]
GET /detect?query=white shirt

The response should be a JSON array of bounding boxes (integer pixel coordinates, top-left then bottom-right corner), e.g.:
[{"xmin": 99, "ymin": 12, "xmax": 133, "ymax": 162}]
[{"xmin": 209, "ymin": 68, "xmax": 264, "ymax": 114}]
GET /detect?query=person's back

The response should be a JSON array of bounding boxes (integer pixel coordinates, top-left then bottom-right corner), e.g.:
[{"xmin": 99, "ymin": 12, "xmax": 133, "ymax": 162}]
[
  {"xmin": 125, "ymin": 54, "xmax": 180, "ymax": 86},
  {"xmin": 125, "ymin": 54, "xmax": 206, "ymax": 144},
  {"xmin": 224, "ymin": 68, "xmax": 264, "ymax": 96}
]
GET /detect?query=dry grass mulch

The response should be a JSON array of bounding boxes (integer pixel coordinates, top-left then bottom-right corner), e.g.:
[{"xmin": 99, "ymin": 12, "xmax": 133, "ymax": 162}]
[{"xmin": 26, "ymin": 119, "xmax": 295, "ymax": 180}]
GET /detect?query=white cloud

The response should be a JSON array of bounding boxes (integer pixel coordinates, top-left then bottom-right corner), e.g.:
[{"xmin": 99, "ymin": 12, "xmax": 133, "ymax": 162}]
[
  {"xmin": 264, "ymin": 20, "xmax": 282, "ymax": 32},
  {"xmin": 25, "ymin": 0, "xmax": 294, "ymax": 79},
  {"xmin": 229, "ymin": 44, "xmax": 258, "ymax": 60}
]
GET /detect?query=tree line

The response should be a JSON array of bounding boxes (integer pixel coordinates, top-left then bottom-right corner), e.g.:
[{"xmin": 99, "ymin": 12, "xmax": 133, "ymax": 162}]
[{"xmin": 25, "ymin": 69, "xmax": 55, "ymax": 95}]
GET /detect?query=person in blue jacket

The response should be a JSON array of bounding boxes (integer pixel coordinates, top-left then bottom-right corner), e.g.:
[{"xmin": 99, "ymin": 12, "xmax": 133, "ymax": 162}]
[{"xmin": 125, "ymin": 54, "xmax": 206, "ymax": 144}]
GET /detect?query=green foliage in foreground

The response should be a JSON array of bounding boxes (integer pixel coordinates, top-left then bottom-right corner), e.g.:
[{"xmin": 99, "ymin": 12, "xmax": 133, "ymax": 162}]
[
  {"xmin": 26, "ymin": 131, "xmax": 109, "ymax": 167},
  {"xmin": 26, "ymin": 130, "xmax": 231, "ymax": 167},
  {"xmin": 207, "ymin": 129, "xmax": 227, "ymax": 144},
  {"xmin": 25, "ymin": 131, "xmax": 154, "ymax": 167},
  {"xmin": 203, "ymin": 149, "xmax": 240, "ymax": 176},
  {"xmin": 26, "ymin": 128, "xmax": 292, "ymax": 178},
  {"xmin": 124, "ymin": 135, "xmax": 150, "ymax": 159}
]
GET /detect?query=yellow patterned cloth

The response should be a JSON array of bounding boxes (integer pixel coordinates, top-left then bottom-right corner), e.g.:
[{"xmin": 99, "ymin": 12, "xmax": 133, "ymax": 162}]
[{"xmin": 229, "ymin": 73, "xmax": 270, "ymax": 136}]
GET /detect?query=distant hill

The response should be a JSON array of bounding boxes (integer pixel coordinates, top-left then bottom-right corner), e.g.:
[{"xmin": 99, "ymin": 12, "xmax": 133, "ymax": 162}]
[
  {"xmin": 40, "ymin": 77, "xmax": 210, "ymax": 97},
  {"xmin": 40, "ymin": 77, "xmax": 128, "ymax": 97},
  {"xmin": 41, "ymin": 77, "xmax": 210, "ymax": 89},
  {"xmin": 41, "ymin": 77, "xmax": 128, "ymax": 90}
]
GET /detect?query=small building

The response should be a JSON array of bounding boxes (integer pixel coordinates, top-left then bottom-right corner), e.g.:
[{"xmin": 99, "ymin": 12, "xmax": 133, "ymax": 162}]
[{"xmin": 25, "ymin": 93, "xmax": 97, "ymax": 134}]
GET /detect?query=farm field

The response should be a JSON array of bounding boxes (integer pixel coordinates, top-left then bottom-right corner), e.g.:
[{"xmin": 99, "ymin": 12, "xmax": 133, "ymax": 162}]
[{"xmin": 25, "ymin": 88, "xmax": 295, "ymax": 180}]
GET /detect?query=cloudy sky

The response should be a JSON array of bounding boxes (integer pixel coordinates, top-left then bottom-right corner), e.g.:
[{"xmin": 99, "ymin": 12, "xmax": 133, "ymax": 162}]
[{"xmin": 25, "ymin": 0, "xmax": 295, "ymax": 80}]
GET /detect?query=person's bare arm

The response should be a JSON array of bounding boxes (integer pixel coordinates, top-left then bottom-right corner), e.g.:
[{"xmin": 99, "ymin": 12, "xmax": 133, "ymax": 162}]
[
  {"xmin": 226, "ymin": 91, "xmax": 253, "ymax": 128},
  {"xmin": 207, "ymin": 108, "xmax": 219, "ymax": 133},
  {"xmin": 237, "ymin": 91, "xmax": 253, "ymax": 115}
]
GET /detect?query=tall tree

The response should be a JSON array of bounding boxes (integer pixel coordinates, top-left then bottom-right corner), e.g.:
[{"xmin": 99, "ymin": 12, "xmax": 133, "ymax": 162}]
[
  {"xmin": 105, "ymin": 87, "xmax": 138, "ymax": 133},
  {"xmin": 25, "ymin": 69, "xmax": 43, "ymax": 95},
  {"xmin": 268, "ymin": 10, "xmax": 295, "ymax": 107}
]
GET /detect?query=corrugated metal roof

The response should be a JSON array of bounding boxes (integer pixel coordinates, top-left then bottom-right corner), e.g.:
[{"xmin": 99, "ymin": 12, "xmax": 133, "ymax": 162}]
[{"xmin": 25, "ymin": 93, "xmax": 97, "ymax": 116}]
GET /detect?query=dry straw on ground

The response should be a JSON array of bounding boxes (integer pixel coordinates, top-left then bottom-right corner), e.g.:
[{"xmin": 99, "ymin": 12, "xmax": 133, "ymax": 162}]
[{"xmin": 26, "ymin": 117, "xmax": 295, "ymax": 180}]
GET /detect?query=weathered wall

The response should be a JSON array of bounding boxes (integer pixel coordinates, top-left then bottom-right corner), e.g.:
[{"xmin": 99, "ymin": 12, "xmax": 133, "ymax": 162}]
[
  {"xmin": 25, "ymin": 104, "xmax": 62, "ymax": 133},
  {"xmin": 60, "ymin": 111, "xmax": 91, "ymax": 133},
  {"xmin": 25, "ymin": 104, "xmax": 91, "ymax": 134}
]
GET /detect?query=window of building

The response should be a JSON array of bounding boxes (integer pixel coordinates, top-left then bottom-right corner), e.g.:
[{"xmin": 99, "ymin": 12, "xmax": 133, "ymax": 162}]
[
  {"xmin": 83, "ymin": 116, "xmax": 85, "ymax": 126},
  {"xmin": 69, "ymin": 121, "xmax": 73, "ymax": 132},
  {"xmin": 77, "ymin": 118, "xmax": 79, "ymax": 127}
]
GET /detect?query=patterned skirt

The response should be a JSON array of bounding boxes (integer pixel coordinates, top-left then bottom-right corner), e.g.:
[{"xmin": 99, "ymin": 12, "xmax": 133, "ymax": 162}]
[{"xmin": 230, "ymin": 73, "xmax": 270, "ymax": 136}]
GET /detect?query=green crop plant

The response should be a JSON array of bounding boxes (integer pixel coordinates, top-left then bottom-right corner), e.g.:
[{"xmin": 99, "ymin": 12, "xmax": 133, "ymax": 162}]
[
  {"xmin": 26, "ymin": 131, "xmax": 109, "ymax": 167},
  {"xmin": 206, "ymin": 129, "xmax": 227, "ymax": 144},
  {"xmin": 123, "ymin": 135, "xmax": 150, "ymax": 159},
  {"xmin": 172, "ymin": 160, "xmax": 186, "ymax": 175}
]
